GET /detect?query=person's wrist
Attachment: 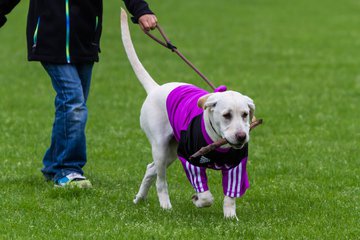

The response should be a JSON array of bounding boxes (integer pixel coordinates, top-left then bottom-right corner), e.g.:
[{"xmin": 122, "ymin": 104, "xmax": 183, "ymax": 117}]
[{"xmin": 134, "ymin": 10, "xmax": 154, "ymax": 23}]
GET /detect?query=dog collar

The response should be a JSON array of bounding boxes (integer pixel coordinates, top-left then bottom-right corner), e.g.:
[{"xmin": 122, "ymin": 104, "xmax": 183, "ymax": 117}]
[{"xmin": 208, "ymin": 117, "xmax": 222, "ymax": 139}]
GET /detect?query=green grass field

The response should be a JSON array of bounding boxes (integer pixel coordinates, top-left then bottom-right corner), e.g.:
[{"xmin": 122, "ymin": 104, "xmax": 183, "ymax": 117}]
[{"xmin": 0, "ymin": 0, "xmax": 359, "ymax": 239}]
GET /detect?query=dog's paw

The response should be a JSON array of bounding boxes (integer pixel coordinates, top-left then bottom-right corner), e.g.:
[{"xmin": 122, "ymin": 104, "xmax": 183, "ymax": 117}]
[
  {"xmin": 160, "ymin": 201, "xmax": 172, "ymax": 210},
  {"xmin": 223, "ymin": 207, "xmax": 238, "ymax": 221},
  {"xmin": 133, "ymin": 195, "xmax": 145, "ymax": 204},
  {"xmin": 192, "ymin": 191, "xmax": 214, "ymax": 208},
  {"xmin": 159, "ymin": 199, "xmax": 172, "ymax": 210},
  {"xmin": 223, "ymin": 196, "xmax": 238, "ymax": 220},
  {"xmin": 133, "ymin": 197, "xmax": 141, "ymax": 204},
  {"xmin": 158, "ymin": 193, "xmax": 172, "ymax": 210}
]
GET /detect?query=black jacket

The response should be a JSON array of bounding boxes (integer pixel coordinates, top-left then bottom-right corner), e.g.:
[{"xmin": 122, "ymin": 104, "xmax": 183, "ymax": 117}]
[
  {"xmin": 0, "ymin": 0, "xmax": 20, "ymax": 27},
  {"xmin": 0, "ymin": 0, "xmax": 153, "ymax": 63},
  {"xmin": 178, "ymin": 114, "xmax": 248, "ymax": 169}
]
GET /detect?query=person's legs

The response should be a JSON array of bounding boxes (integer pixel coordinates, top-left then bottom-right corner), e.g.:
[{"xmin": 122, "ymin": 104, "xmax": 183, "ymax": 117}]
[
  {"xmin": 41, "ymin": 63, "xmax": 93, "ymax": 183},
  {"xmin": 42, "ymin": 121, "xmax": 56, "ymax": 181},
  {"xmin": 76, "ymin": 63, "xmax": 93, "ymax": 102}
]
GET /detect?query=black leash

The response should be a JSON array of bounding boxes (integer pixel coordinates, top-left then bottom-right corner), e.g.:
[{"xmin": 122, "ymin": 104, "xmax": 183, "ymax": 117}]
[{"xmin": 144, "ymin": 25, "xmax": 217, "ymax": 91}]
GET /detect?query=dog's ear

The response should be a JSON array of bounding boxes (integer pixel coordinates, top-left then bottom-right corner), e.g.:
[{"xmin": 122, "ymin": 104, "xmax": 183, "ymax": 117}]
[
  {"xmin": 244, "ymin": 96, "xmax": 255, "ymax": 122},
  {"xmin": 198, "ymin": 93, "xmax": 215, "ymax": 109}
]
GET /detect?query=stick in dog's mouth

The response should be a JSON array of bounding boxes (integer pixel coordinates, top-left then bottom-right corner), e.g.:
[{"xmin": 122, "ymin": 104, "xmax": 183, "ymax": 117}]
[{"xmin": 189, "ymin": 118, "xmax": 263, "ymax": 160}]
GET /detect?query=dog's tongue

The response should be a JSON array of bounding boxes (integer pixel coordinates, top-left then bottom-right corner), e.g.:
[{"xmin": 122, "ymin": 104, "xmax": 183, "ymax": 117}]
[{"xmin": 214, "ymin": 85, "xmax": 227, "ymax": 92}]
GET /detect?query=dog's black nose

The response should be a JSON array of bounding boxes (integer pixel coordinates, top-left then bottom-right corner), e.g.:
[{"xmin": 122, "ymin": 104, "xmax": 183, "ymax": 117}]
[{"xmin": 235, "ymin": 132, "xmax": 246, "ymax": 142}]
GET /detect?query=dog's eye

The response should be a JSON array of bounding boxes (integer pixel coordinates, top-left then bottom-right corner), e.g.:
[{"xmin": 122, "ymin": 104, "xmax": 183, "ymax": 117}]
[
  {"xmin": 242, "ymin": 112, "xmax": 248, "ymax": 119},
  {"xmin": 223, "ymin": 113, "xmax": 232, "ymax": 120}
]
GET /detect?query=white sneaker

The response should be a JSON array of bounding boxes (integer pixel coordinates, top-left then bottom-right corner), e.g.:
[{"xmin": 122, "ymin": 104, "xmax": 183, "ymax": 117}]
[{"xmin": 54, "ymin": 173, "xmax": 92, "ymax": 188}]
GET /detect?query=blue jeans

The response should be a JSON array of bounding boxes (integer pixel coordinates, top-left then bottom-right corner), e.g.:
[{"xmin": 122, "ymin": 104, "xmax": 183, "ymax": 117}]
[{"xmin": 41, "ymin": 63, "xmax": 94, "ymax": 182}]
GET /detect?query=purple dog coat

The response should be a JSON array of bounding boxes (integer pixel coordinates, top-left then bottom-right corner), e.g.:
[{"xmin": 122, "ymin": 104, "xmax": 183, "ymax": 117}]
[{"xmin": 166, "ymin": 85, "xmax": 250, "ymax": 197}]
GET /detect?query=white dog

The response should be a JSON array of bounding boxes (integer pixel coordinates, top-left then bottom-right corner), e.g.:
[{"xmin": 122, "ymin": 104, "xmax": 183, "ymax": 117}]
[{"xmin": 121, "ymin": 9, "xmax": 255, "ymax": 219}]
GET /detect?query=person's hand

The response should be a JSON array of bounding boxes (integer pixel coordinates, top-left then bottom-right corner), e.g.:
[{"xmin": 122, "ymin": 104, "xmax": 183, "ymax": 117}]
[{"xmin": 138, "ymin": 14, "xmax": 157, "ymax": 32}]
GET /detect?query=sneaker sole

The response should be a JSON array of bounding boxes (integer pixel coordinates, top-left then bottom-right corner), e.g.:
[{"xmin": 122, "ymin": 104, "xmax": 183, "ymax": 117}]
[{"xmin": 55, "ymin": 179, "xmax": 93, "ymax": 189}]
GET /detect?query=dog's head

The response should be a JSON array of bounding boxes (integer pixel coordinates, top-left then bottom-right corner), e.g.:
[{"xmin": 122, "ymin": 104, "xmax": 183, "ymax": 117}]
[{"xmin": 198, "ymin": 91, "xmax": 255, "ymax": 149}]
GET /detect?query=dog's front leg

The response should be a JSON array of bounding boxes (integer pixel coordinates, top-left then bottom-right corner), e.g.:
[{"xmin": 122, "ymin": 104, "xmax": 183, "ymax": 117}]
[
  {"xmin": 223, "ymin": 196, "xmax": 238, "ymax": 220},
  {"xmin": 192, "ymin": 190, "xmax": 214, "ymax": 208}
]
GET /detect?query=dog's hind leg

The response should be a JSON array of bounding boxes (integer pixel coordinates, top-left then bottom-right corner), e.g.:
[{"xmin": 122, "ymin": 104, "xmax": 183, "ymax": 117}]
[
  {"xmin": 134, "ymin": 139, "xmax": 177, "ymax": 208},
  {"xmin": 136, "ymin": 87, "xmax": 179, "ymax": 209},
  {"xmin": 133, "ymin": 162, "xmax": 157, "ymax": 204},
  {"xmin": 153, "ymin": 140, "xmax": 177, "ymax": 210}
]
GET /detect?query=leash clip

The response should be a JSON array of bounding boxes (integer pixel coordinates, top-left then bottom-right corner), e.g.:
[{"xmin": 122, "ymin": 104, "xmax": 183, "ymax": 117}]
[{"xmin": 166, "ymin": 42, "xmax": 177, "ymax": 52}]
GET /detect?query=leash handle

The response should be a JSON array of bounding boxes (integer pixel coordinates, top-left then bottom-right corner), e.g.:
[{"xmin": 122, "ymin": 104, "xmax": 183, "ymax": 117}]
[
  {"xmin": 144, "ymin": 26, "xmax": 168, "ymax": 49},
  {"xmin": 144, "ymin": 24, "xmax": 216, "ymax": 91}
]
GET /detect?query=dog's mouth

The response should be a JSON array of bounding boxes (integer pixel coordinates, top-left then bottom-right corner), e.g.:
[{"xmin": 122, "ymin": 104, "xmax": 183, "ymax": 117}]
[
  {"xmin": 230, "ymin": 143, "xmax": 245, "ymax": 149},
  {"xmin": 226, "ymin": 140, "xmax": 246, "ymax": 150}
]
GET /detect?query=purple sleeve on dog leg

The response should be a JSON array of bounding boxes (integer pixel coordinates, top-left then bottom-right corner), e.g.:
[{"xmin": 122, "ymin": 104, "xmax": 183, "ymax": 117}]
[{"xmin": 214, "ymin": 85, "xmax": 227, "ymax": 92}]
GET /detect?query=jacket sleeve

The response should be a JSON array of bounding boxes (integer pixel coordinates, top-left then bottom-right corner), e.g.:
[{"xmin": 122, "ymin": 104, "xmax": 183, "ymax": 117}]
[
  {"xmin": 123, "ymin": 0, "xmax": 154, "ymax": 23},
  {"xmin": 0, "ymin": 0, "xmax": 20, "ymax": 28}
]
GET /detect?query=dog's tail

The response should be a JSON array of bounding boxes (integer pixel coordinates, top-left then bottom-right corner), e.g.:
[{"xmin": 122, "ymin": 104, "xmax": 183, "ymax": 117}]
[{"xmin": 120, "ymin": 8, "xmax": 159, "ymax": 94}]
